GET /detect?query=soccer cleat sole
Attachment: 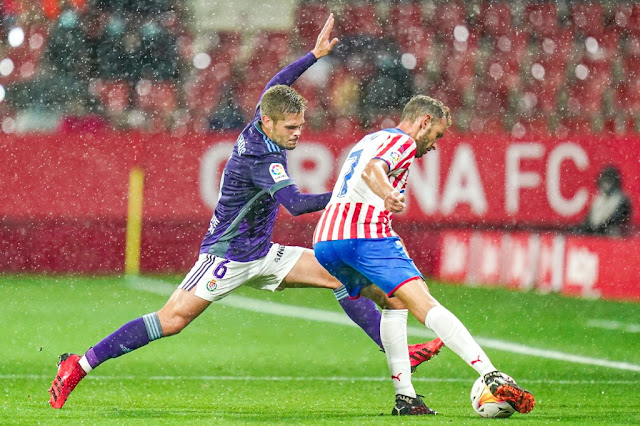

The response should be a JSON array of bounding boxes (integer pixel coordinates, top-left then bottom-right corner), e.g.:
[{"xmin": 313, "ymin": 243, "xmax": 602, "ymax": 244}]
[
  {"xmin": 391, "ymin": 406, "xmax": 438, "ymax": 416},
  {"xmin": 493, "ymin": 385, "xmax": 535, "ymax": 414}
]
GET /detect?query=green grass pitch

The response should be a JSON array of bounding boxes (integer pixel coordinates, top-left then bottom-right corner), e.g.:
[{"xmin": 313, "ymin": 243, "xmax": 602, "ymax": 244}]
[{"xmin": 1, "ymin": 274, "xmax": 639, "ymax": 424}]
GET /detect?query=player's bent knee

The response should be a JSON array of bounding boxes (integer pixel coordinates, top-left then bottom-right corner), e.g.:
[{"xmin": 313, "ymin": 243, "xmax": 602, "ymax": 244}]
[{"xmin": 383, "ymin": 297, "xmax": 406, "ymax": 310}]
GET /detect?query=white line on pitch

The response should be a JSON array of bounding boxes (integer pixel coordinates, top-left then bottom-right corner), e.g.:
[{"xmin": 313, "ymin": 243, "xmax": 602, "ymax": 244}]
[
  {"xmin": 126, "ymin": 276, "xmax": 640, "ymax": 373},
  {"xmin": 3, "ymin": 374, "xmax": 640, "ymax": 385},
  {"xmin": 587, "ymin": 319, "xmax": 640, "ymax": 333}
]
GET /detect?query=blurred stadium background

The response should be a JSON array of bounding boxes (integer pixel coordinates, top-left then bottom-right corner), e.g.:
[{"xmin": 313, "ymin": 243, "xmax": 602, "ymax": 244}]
[{"xmin": 1, "ymin": 0, "xmax": 639, "ymax": 303}]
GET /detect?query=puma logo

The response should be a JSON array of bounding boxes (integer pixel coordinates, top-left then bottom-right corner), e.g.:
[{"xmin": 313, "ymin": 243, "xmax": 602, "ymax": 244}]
[
  {"xmin": 471, "ymin": 356, "xmax": 482, "ymax": 365},
  {"xmin": 391, "ymin": 373, "xmax": 403, "ymax": 381}
]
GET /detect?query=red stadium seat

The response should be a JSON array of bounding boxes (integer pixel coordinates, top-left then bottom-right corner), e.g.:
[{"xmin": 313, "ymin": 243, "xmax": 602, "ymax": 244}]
[
  {"xmin": 135, "ymin": 81, "xmax": 178, "ymax": 117},
  {"xmin": 488, "ymin": 30, "xmax": 529, "ymax": 62},
  {"xmin": 579, "ymin": 54, "xmax": 612, "ymax": 88},
  {"xmin": 510, "ymin": 115, "xmax": 550, "ymax": 138},
  {"xmin": 612, "ymin": 4, "xmax": 634, "ymax": 35},
  {"xmin": 480, "ymin": 2, "xmax": 514, "ymax": 38},
  {"xmin": 570, "ymin": 2, "xmax": 605, "ymax": 37},
  {"xmin": 292, "ymin": 78, "xmax": 322, "ymax": 112},
  {"xmin": 1, "ymin": 24, "xmax": 49, "ymax": 83},
  {"xmin": 624, "ymin": 55, "xmax": 640, "ymax": 79},
  {"xmin": 244, "ymin": 31, "xmax": 289, "ymax": 85},
  {"xmin": 248, "ymin": 30, "xmax": 289, "ymax": 69},
  {"xmin": 176, "ymin": 33, "xmax": 194, "ymax": 62},
  {"xmin": 430, "ymin": 85, "xmax": 465, "ymax": 111},
  {"xmin": 213, "ymin": 31, "xmax": 243, "ymax": 66},
  {"xmin": 234, "ymin": 83, "xmax": 264, "ymax": 118},
  {"xmin": 560, "ymin": 115, "xmax": 593, "ymax": 134},
  {"xmin": 91, "ymin": 80, "xmax": 131, "ymax": 116},
  {"xmin": 339, "ymin": 3, "xmax": 381, "ymax": 37},
  {"xmin": 613, "ymin": 79, "xmax": 640, "ymax": 113},
  {"xmin": 567, "ymin": 77, "xmax": 606, "ymax": 116},
  {"xmin": 184, "ymin": 62, "xmax": 231, "ymax": 117},
  {"xmin": 526, "ymin": 30, "xmax": 574, "ymax": 91},
  {"xmin": 389, "ymin": 1, "xmax": 423, "ymax": 38},
  {"xmin": 596, "ymin": 32, "xmax": 621, "ymax": 62},
  {"xmin": 441, "ymin": 45, "xmax": 478, "ymax": 93},
  {"xmin": 434, "ymin": 1, "xmax": 467, "ymax": 38},
  {"xmin": 552, "ymin": 28, "xmax": 577, "ymax": 58},
  {"xmin": 522, "ymin": 79, "xmax": 559, "ymax": 114},
  {"xmin": 524, "ymin": 2, "xmax": 558, "ymax": 37},
  {"xmin": 468, "ymin": 113, "xmax": 505, "ymax": 134},
  {"xmin": 294, "ymin": 2, "xmax": 330, "ymax": 49},
  {"xmin": 623, "ymin": 35, "xmax": 640, "ymax": 78},
  {"xmin": 529, "ymin": 54, "xmax": 565, "ymax": 89},
  {"xmin": 483, "ymin": 53, "xmax": 521, "ymax": 92},
  {"xmin": 631, "ymin": 5, "xmax": 640, "ymax": 36},
  {"xmin": 474, "ymin": 82, "xmax": 511, "ymax": 116},
  {"xmin": 394, "ymin": 26, "xmax": 433, "ymax": 70}
]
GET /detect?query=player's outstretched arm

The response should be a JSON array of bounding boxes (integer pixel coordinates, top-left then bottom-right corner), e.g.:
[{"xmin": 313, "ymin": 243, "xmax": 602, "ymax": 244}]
[
  {"xmin": 258, "ymin": 13, "xmax": 339, "ymax": 100},
  {"xmin": 311, "ymin": 13, "xmax": 339, "ymax": 59}
]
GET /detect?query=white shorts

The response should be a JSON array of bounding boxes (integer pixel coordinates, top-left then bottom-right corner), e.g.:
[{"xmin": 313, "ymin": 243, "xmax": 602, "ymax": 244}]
[{"xmin": 177, "ymin": 244, "xmax": 305, "ymax": 302}]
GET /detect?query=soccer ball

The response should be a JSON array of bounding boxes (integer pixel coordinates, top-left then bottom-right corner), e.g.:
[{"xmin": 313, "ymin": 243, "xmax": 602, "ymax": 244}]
[{"xmin": 470, "ymin": 376, "xmax": 516, "ymax": 418}]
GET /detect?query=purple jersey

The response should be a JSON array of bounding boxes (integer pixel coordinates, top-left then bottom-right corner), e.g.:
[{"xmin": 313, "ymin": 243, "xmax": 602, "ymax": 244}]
[{"xmin": 200, "ymin": 52, "xmax": 317, "ymax": 262}]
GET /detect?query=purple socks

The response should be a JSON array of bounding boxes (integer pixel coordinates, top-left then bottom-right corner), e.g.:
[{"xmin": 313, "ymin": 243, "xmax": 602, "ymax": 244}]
[
  {"xmin": 82, "ymin": 288, "xmax": 382, "ymax": 371},
  {"xmin": 84, "ymin": 313, "xmax": 163, "ymax": 369},
  {"xmin": 333, "ymin": 286, "xmax": 383, "ymax": 348}
]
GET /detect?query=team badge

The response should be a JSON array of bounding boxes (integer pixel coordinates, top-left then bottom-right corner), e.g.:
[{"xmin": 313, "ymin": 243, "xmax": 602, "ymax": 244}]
[
  {"xmin": 269, "ymin": 163, "xmax": 289, "ymax": 183},
  {"xmin": 206, "ymin": 279, "xmax": 217, "ymax": 292}
]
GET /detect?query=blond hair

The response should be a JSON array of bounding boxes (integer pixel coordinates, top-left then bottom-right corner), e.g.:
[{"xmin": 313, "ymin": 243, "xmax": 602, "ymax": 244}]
[
  {"xmin": 260, "ymin": 85, "xmax": 307, "ymax": 122},
  {"xmin": 401, "ymin": 95, "xmax": 452, "ymax": 127}
]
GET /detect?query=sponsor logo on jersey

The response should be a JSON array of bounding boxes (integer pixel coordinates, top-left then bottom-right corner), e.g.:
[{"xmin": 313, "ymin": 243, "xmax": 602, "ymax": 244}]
[
  {"xmin": 269, "ymin": 163, "xmax": 288, "ymax": 183},
  {"xmin": 207, "ymin": 215, "xmax": 220, "ymax": 235},
  {"xmin": 237, "ymin": 135, "xmax": 246, "ymax": 156},
  {"xmin": 274, "ymin": 245, "xmax": 286, "ymax": 263},
  {"xmin": 206, "ymin": 279, "xmax": 217, "ymax": 292},
  {"xmin": 389, "ymin": 151, "xmax": 400, "ymax": 164}
]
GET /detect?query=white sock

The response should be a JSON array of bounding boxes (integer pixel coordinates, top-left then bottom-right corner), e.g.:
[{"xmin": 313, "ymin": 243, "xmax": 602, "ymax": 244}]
[
  {"xmin": 79, "ymin": 355, "xmax": 93, "ymax": 373},
  {"xmin": 380, "ymin": 309, "xmax": 415, "ymax": 398},
  {"xmin": 425, "ymin": 305, "xmax": 497, "ymax": 376}
]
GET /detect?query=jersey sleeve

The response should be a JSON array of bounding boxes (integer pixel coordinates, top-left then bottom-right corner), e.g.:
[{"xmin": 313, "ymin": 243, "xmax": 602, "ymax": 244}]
[
  {"xmin": 373, "ymin": 134, "xmax": 417, "ymax": 172},
  {"xmin": 252, "ymin": 154, "xmax": 295, "ymax": 196}
]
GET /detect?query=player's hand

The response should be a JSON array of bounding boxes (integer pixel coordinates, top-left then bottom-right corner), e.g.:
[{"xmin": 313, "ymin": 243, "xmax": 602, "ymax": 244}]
[
  {"xmin": 311, "ymin": 13, "xmax": 339, "ymax": 59},
  {"xmin": 384, "ymin": 190, "xmax": 405, "ymax": 213}
]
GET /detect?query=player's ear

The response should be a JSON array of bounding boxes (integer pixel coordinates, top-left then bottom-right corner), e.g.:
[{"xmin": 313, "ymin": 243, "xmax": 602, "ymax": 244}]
[
  {"xmin": 262, "ymin": 114, "xmax": 273, "ymax": 130},
  {"xmin": 421, "ymin": 114, "xmax": 432, "ymax": 129}
]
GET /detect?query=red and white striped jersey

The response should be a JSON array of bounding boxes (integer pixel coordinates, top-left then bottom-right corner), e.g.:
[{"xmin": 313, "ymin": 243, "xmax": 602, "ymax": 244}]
[{"xmin": 314, "ymin": 129, "xmax": 416, "ymax": 243}]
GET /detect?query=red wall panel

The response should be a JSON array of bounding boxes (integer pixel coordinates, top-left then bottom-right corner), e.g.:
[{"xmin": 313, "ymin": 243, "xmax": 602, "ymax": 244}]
[{"xmin": 2, "ymin": 131, "xmax": 639, "ymax": 276}]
